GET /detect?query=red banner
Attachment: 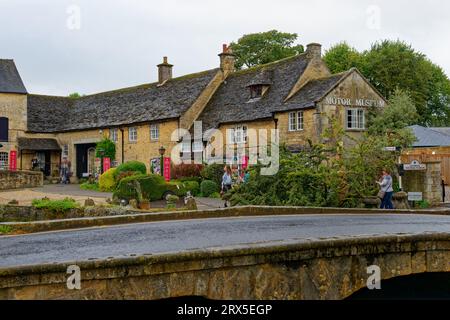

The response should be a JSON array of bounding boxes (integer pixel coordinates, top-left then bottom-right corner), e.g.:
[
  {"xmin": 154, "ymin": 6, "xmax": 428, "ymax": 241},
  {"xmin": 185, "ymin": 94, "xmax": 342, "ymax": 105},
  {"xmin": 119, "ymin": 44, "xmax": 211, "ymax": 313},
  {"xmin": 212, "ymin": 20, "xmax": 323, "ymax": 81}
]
[
  {"xmin": 164, "ymin": 157, "xmax": 171, "ymax": 182},
  {"xmin": 9, "ymin": 150, "xmax": 17, "ymax": 171},
  {"xmin": 242, "ymin": 155, "xmax": 249, "ymax": 170},
  {"xmin": 103, "ymin": 157, "xmax": 111, "ymax": 172}
]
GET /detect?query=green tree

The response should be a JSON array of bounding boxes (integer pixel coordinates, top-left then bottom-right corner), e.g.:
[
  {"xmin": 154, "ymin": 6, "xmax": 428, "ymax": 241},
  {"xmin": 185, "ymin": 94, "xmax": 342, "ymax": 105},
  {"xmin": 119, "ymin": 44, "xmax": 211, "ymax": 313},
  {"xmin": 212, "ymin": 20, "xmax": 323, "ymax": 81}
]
[
  {"xmin": 95, "ymin": 138, "xmax": 116, "ymax": 161},
  {"xmin": 230, "ymin": 30, "xmax": 304, "ymax": 70},
  {"xmin": 323, "ymin": 42, "xmax": 363, "ymax": 73},
  {"xmin": 324, "ymin": 40, "xmax": 450, "ymax": 126},
  {"xmin": 68, "ymin": 92, "xmax": 82, "ymax": 99}
]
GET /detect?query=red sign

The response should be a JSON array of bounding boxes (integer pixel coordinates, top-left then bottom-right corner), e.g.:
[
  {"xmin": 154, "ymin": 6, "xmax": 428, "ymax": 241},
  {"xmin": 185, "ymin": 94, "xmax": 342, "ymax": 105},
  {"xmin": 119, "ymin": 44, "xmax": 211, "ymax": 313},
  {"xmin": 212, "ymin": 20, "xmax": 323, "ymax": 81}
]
[
  {"xmin": 163, "ymin": 157, "xmax": 171, "ymax": 182},
  {"xmin": 103, "ymin": 157, "xmax": 111, "ymax": 172},
  {"xmin": 242, "ymin": 155, "xmax": 249, "ymax": 170},
  {"xmin": 9, "ymin": 151, "xmax": 17, "ymax": 171}
]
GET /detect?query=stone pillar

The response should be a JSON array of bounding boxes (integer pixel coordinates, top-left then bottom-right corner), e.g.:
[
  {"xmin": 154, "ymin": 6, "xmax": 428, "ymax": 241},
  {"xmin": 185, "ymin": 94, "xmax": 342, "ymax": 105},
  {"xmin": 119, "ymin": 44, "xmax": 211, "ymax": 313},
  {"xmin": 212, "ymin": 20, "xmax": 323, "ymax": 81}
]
[{"xmin": 402, "ymin": 161, "xmax": 442, "ymax": 205}]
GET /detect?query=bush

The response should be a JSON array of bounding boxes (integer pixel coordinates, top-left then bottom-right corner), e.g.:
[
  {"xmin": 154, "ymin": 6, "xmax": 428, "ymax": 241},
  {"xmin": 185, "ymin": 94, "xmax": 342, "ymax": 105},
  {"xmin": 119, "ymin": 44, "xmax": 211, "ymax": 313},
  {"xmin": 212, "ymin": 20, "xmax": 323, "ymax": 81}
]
[
  {"xmin": 31, "ymin": 198, "xmax": 79, "ymax": 212},
  {"xmin": 171, "ymin": 163, "xmax": 204, "ymax": 180},
  {"xmin": 80, "ymin": 182, "xmax": 99, "ymax": 191},
  {"xmin": 200, "ymin": 180, "xmax": 219, "ymax": 197},
  {"xmin": 0, "ymin": 225, "xmax": 13, "ymax": 234},
  {"xmin": 114, "ymin": 174, "xmax": 178, "ymax": 201},
  {"xmin": 114, "ymin": 161, "xmax": 147, "ymax": 181},
  {"xmin": 99, "ymin": 168, "xmax": 117, "ymax": 192},
  {"xmin": 201, "ymin": 164, "xmax": 224, "ymax": 186},
  {"xmin": 181, "ymin": 180, "xmax": 200, "ymax": 196}
]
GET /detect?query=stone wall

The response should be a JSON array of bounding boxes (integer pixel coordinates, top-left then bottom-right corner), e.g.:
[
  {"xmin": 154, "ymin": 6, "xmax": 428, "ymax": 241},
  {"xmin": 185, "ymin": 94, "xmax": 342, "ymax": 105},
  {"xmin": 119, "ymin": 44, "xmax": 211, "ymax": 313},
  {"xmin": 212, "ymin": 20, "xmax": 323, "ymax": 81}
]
[
  {"xmin": 0, "ymin": 233, "xmax": 448, "ymax": 300},
  {"xmin": 403, "ymin": 161, "xmax": 442, "ymax": 204},
  {"xmin": 0, "ymin": 170, "xmax": 43, "ymax": 190}
]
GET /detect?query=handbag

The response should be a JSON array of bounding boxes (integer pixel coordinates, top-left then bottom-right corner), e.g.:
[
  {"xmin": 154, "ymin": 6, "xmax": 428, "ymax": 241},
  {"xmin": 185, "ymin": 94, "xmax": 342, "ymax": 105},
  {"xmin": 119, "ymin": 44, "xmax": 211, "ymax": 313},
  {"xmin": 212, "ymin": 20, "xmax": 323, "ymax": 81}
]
[{"xmin": 377, "ymin": 190, "xmax": 386, "ymax": 199}]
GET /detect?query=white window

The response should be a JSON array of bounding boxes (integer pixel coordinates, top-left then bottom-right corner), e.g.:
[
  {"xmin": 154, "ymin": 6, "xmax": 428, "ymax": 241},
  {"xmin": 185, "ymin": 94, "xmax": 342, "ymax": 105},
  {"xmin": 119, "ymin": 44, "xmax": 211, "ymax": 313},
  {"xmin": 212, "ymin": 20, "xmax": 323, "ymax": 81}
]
[
  {"xmin": 62, "ymin": 144, "xmax": 69, "ymax": 158},
  {"xmin": 182, "ymin": 141, "xmax": 191, "ymax": 153},
  {"xmin": 0, "ymin": 152, "xmax": 8, "ymax": 170},
  {"xmin": 228, "ymin": 125, "xmax": 248, "ymax": 143},
  {"xmin": 110, "ymin": 128, "xmax": 118, "ymax": 143},
  {"xmin": 289, "ymin": 111, "xmax": 304, "ymax": 131},
  {"xmin": 150, "ymin": 124, "xmax": 159, "ymax": 141},
  {"xmin": 128, "ymin": 127, "xmax": 137, "ymax": 142},
  {"xmin": 347, "ymin": 108, "xmax": 366, "ymax": 130},
  {"xmin": 193, "ymin": 141, "xmax": 203, "ymax": 152}
]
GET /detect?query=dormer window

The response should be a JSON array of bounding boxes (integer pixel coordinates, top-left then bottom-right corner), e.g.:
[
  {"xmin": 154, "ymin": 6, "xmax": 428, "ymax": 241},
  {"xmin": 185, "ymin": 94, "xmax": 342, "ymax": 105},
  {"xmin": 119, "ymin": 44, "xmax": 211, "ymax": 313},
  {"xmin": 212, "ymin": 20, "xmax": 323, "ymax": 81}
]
[{"xmin": 249, "ymin": 85, "xmax": 263, "ymax": 99}]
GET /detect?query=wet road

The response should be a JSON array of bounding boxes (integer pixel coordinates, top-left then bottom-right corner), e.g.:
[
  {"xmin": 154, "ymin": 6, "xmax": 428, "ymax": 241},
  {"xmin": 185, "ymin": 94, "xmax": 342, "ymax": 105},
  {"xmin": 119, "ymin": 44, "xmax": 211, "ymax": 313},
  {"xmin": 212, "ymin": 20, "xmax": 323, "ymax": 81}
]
[{"xmin": 1, "ymin": 214, "xmax": 450, "ymax": 268}]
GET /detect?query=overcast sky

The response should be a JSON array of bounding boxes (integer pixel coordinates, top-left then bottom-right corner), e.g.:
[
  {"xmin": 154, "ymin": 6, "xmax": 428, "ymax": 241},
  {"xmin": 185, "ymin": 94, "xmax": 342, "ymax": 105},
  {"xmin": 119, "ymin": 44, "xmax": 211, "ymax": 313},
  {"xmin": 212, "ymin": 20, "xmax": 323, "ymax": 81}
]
[{"xmin": 1, "ymin": 0, "xmax": 449, "ymax": 96}]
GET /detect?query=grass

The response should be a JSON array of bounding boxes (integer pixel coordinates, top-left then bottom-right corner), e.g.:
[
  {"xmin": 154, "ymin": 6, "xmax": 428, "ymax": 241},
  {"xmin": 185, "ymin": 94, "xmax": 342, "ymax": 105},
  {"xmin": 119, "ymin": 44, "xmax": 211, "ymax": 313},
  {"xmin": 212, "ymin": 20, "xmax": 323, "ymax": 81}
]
[
  {"xmin": 80, "ymin": 182, "xmax": 100, "ymax": 191},
  {"xmin": 31, "ymin": 198, "xmax": 80, "ymax": 212},
  {"xmin": 0, "ymin": 225, "xmax": 13, "ymax": 234}
]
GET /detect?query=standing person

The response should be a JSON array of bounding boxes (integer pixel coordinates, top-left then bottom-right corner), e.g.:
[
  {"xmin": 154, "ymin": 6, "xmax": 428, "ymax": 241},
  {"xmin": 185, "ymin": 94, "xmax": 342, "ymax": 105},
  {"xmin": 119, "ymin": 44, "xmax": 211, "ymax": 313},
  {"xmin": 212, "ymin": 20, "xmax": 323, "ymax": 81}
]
[
  {"xmin": 60, "ymin": 158, "xmax": 69, "ymax": 184},
  {"xmin": 376, "ymin": 169, "xmax": 394, "ymax": 209},
  {"xmin": 221, "ymin": 165, "xmax": 233, "ymax": 208}
]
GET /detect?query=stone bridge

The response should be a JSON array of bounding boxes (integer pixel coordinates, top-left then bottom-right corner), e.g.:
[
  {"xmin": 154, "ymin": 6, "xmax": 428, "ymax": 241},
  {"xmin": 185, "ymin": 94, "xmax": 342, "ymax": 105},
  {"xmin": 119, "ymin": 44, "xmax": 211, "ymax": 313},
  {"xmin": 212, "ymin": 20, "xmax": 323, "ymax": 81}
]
[{"xmin": 1, "ymin": 233, "xmax": 449, "ymax": 300}]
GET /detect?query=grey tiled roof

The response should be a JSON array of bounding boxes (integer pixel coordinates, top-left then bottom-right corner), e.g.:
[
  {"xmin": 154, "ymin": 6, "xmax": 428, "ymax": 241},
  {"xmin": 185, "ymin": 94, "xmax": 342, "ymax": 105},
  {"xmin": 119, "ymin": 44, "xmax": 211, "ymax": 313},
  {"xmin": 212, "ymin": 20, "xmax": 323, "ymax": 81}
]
[
  {"xmin": 197, "ymin": 54, "xmax": 310, "ymax": 131},
  {"xmin": 409, "ymin": 125, "xmax": 450, "ymax": 147},
  {"xmin": 430, "ymin": 127, "xmax": 450, "ymax": 136},
  {"xmin": 18, "ymin": 137, "xmax": 61, "ymax": 151},
  {"xmin": 27, "ymin": 69, "xmax": 219, "ymax": 133},
  {"xmin": 0, "ymin": 59, "xmax": 27, "ymax": 94}
]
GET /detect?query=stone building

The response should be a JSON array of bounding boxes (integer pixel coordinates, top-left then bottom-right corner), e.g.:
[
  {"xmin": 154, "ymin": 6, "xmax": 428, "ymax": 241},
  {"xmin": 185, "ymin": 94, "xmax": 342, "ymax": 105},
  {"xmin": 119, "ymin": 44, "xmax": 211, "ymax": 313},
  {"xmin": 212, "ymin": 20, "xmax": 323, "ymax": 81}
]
[{"xmin": 0, "ymin": 43, "xmax": 386, "ymax": 180}]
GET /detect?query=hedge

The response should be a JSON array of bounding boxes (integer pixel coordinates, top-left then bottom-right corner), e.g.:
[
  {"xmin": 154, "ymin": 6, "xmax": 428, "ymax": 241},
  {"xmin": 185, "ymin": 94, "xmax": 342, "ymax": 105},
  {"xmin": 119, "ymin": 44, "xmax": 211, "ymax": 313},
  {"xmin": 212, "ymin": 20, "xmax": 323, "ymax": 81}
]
[
  {"xmin": 114, "ymin": 161, "xmax": 147, "ymax": 180},
  {"xmin": 99, "ymin": 168, "xmax": 117, "ymax": 192},
  {"xmin": 200, "ymin": 180, "xmax": 220, "ymax": 197}
]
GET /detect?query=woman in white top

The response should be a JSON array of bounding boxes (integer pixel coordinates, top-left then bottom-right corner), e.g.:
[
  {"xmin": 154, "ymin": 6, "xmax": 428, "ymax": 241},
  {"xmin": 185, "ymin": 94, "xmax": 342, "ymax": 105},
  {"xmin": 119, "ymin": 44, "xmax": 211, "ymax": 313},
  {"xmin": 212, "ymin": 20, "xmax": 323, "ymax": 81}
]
[{"xmin": 376, "ymin": 169, "xmax": 394, "ymax": 209}]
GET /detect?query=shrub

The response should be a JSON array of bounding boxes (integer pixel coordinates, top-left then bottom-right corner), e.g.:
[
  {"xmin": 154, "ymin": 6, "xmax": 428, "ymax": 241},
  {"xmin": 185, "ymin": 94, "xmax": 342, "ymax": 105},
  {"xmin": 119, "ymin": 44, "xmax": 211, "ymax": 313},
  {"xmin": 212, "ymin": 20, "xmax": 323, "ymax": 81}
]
[
  {"xmin": 96, "ymin": 138, "xmax": 116, "ymax": 161},
  {"xmin": 210, "ymin": 192, "xmax": 221, "ymax": 199},
  {"xmin": 0, "ymin": 225, "xmax": 13, "ymax": 234},
  {"xmin": 114, "ymin": 174, "xmax": 176, "ymax": 201},
  {"xmin": 31, "ymin": 198, "xmax": 79, "ymax": 212},
  {"xmin": 181, "ymin": 180, "xmax": 200, "ymax": 196},
  {"xmin": 201, "ymin": 164, "xmax": 224, "ymax": 186},
  {"xmin": 80, "ymin": 182, "xmax": 99, "ymax": 191},
  {"xmin": 200, "ymin": 180, "xmax": 219, "ymax": 197},
  {"xmin": 114, "ymin": 161, "xmax": 147, "ymax": 181},
  {"xmin": 171, "ymin": 163, "xmax": 204, "ymax": 180},
  {"xmin": 99, "ymin": 168, "xmax": 117, "ymax": 192}
]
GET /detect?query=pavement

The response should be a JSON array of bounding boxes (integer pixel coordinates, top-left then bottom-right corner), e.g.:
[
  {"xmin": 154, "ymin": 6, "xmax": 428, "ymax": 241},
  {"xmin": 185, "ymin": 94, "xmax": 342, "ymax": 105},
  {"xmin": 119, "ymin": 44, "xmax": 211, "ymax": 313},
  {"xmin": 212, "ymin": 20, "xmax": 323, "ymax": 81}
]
[{"xmin": 1, "ymin": 214, "xmax": 450, "ymax": 268}]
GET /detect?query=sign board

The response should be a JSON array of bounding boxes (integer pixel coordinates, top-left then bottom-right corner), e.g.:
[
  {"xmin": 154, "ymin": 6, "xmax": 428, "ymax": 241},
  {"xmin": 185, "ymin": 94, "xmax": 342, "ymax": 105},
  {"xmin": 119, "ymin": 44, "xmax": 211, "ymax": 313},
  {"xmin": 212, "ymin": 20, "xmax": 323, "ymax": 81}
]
[
  {"xmin": 163, "ymin": 157, "xmax": 171, "ymax": 182},
  {"xmin": 103, "ymin": 157, "xmax": 111, "ymax": 172},
  {"xmin": 9, "ymin": 151, "xmax": 17, "ymax": 171},
  {"xmin": 404, "ymin": 160, "xmax": 426, "ymax": 171},
  {"xmin": 383, "ymin": 147, "xmax": 397, "ymax": 152},
  {"xmin": 150, "ymin": 158, "xmax": 161, "ymax": 175},
  {"xmin": 408, "ymin": 192, "xmax": 423, "ymax": 202},
  {"xmin": 242, "ymin": 156, "xmax": 249, "ymax": 170}
]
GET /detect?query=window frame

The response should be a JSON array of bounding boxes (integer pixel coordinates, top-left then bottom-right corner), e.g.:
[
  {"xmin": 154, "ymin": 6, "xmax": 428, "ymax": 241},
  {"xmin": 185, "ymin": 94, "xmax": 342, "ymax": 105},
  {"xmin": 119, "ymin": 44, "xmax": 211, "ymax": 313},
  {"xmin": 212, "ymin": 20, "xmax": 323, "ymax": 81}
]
[
  {"xmin": 346, "ymin": 108, "xmax": 366, "ymax": 130},
  {"xmin": 128, "ymin": 127, "xmax": 138, "ymax": 142},
  {"xmin": 288, "ymin": 111, "xmax": 304, "ymax": 132},
  {"xmin": 110, "ymin": 128, "xmax": 118, "ymax": 143},
  {"xmin": 0, "ymin": 152, "xmax": 8, "ymax": 170},
  {"xmin": 150, "ymin": 124, "xmax": 159, "ymax": 141}
]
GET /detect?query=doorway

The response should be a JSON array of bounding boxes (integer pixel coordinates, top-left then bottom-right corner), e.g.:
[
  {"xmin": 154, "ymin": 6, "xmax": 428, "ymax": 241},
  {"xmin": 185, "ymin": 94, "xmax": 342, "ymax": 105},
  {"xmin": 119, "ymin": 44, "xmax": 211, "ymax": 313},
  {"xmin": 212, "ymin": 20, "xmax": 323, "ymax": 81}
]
[{"xmin": 75, "ymin": 143, "xmax": 97, "ymax": 178}]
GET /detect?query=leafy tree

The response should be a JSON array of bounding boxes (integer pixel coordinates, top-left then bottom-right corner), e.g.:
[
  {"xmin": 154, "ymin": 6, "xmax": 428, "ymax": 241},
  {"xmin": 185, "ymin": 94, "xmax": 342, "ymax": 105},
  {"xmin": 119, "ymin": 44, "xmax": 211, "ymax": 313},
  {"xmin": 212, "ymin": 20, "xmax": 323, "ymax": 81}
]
[
  {"xmin": 95, "ymin": 138, "xmax": 116, "ymax": 161},
  {"xmin": 323, "ymin": 42, "xmax": 363, "ymax": 73},
  {"xmin": 324, "ymin": 40, "xmax": 450, "ymax": 126},
  {"xmin": 68, "ymin": 92, "xmax": 82, "ymax": 99},
  {"xmin": 230, "ymin": 30, "xmax": 304, "ymax": 70}
]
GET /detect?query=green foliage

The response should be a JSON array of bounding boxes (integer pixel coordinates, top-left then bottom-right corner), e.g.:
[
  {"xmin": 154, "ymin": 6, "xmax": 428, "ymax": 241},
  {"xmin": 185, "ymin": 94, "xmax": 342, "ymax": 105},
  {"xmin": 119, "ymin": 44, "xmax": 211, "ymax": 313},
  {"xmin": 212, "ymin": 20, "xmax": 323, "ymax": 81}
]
[
  {"xmin": 95, "ymin": 138, "xmax": 116, "ymax": 161},
  {"xmin": 99, "ymin": 168, "xmax": 117, "ymax": 192},
  {"xmin": 210, "ymin": 192, "xmax": 221, "ymax": 199},
  {"xmin": 323, "ymin": 42, "xmax": 363, "ymax": 73},
  {"xmin": 114, "ymin": 174, "xmax": 179, "ymax": 201},
  {"xmin": 230, "ymin": 30, "xmax": 304, "ymax": 70},
  {"xmin": 31, "ymin": 198, "xmax": 79, "ymax": 212},
  {"xmin": 418, "ymin": 200, "xmax": 430, "ymax": 209},
  {"xmin": 68, "ymin": 92, "xmax": 82, "ymax": 99},
  {"xmin": 324, "ymin": 39, "xmax": 450, "ymax": 126},
  {"xmin": 181, "ymin": 180, "xmax": 200, "ymax": 196},
  {"xmin": 114, "ymin": 161, "xmax": 147, "ymax": 180},
  {"xmin": 201, "ymin": 164, "xmax": 224, "ymax": 186},
  {"xmin": 0, "ymin": 225, "xmax": 13, "ymax": 234},
  {"xmin": 200, "ymin": 180, "xmax": 220, "ymax": 197},
  {"xmin": 80, "ymin": 182, "xmax": 99, "ymax": 191}
]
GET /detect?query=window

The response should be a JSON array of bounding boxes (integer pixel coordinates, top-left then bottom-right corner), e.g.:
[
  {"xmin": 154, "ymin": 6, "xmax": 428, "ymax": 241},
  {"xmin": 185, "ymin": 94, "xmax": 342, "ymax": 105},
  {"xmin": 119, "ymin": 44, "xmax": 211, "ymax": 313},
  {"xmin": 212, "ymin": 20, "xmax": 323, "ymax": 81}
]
[
  {"xmin": 347, "ymin": 109, "xmax": 365, "ymax": 130},
  {"xmin": 193, "ymin": 141, "xmax": 203, "ymax": 152},
  {"xmin": 150, "ymin": 124, "xmax": 159, "ymax": 141},
  {"xmin": 0, "ymin": 152, "xmax": 8, "ymax": 170},
  {"xmin": 128, "ymin": 127, "xmax": 137, "ymax": 142},
  {"xmin": 110, "ymin": 128, "xmax": 118, "ymax": 143},
  {"xmin": 249, "ymin": 85, "xmax": 263, "ymax": 99},
  {"xmin": 229, "ymin": 125, "xmax": 247, "ymax": 144},
  {"xmin": 62, "ymin": 145, "xmax": 69, "ymax": 158},
  {"xmin": 0, "ymin": 117, "xmax": 8, "ymax": 142},
  {"xmin": 289, "ymin": 111, "xmax": 304, "ymax": 131}
]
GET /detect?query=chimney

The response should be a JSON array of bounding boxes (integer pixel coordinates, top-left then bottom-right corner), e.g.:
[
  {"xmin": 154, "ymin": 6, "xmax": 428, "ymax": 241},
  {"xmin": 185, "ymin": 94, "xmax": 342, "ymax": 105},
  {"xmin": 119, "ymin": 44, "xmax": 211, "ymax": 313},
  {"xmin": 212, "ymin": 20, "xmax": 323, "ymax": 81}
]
[
  {"xmin": 306, "ymin": 43, "xmax": 322, "ymax": 59},
  {"xmin": 218, "ymin": 44, "xmax": 235, "ymax": 75},
  {"xmin": 157, "ymin": 56, "xmax": 173, "ymax": 84}
]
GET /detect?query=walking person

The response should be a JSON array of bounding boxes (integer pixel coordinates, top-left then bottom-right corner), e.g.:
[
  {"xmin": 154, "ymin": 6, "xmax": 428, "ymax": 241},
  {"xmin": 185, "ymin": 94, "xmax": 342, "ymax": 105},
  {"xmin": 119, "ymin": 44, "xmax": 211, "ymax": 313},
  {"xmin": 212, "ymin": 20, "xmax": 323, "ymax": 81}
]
[
  {"xmin": 221, "ymin": 165, "xmax": 233, "ymax": 208},
  {"xmin": 376, "ymin": 169, "xmax": 394, "ymax": 209}
]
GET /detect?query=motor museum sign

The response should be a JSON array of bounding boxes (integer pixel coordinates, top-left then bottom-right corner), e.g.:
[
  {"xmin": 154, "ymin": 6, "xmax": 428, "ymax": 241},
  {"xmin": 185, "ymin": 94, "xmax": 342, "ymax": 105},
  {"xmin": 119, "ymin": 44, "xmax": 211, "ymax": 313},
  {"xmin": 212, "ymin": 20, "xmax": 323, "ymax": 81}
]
[{"xmin": 325, "ymin": 97, "xmax": 385, "ymax": 108}]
